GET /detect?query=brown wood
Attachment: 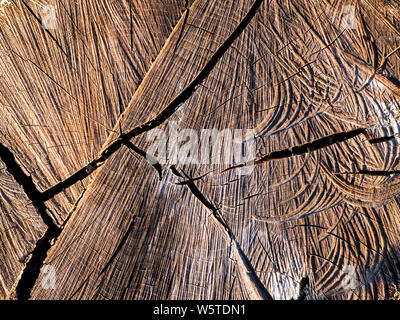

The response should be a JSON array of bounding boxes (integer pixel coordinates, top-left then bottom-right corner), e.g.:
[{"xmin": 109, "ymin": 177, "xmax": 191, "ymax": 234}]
[{"xmin": 1, "ymin": 0, "xmax": 400, "ymax": 300}]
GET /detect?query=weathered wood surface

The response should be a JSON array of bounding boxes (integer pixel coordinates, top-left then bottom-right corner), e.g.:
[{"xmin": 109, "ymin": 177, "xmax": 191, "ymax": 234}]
[
  {"xmin": 0, "ymin": 155, "xmax": 46, "ymax": 298},
  {"xmin": 0, "ymin": 0, "xmax": 189, "ymax": 299},
  {"xmin": 1, "ymin": 0, "xmax": 400, "ymax": 300},
  {"xmin": 0, "ymin": 0, "xmax": 189, "ymax": 218}
]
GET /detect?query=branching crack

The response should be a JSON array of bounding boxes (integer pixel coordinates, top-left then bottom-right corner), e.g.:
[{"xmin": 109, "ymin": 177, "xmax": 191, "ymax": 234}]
[
  {"xmin": 0, "ymin": 143, "xmax": 59, "ymax": 229},
  {"xmin": 222, "ymin": 128, "xmax": 382, "ymax": 173},
  {"xmin": 14, "ymin": 227, "xmax": 61, "ymax": 300},
  {"xmin": 338, "ymin": 169, "xmax": 400, "ymax": 176},
  {"xmin": 123, "ymin": 141, "xmax": 163, "ymax": 180},
  {"xmin": 39, "ymin": 0, "xmax": 265, "ymax": 201},
  {"xmin": 2, "ymin": 0, "xmax": 267, "ymax": 300},
  {"xmin": 0, "ymin": 143, "xmax": 61, "ymax": 300},
  {"xmin": 170, "ymin": 165, "xmax": 273, "ymax": 300}
]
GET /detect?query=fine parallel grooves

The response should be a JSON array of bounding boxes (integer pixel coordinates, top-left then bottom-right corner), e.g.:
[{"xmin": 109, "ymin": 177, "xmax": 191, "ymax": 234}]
[
  {"xmin": 0, "ymin": 0, "xmax": 200, "ymax": 300},
  {"xmin": 171, "ymin": 165, "xmax": 273, "ymax": 300},
  {"xmin": 39, "ymin": 0, "xmax": 265, "ymax": 201},
  {"xmin": 0, "ymin": 143, "xmax": 61, "ymax": 300},
  {"xmin": 0, "ymin": 143, "xmax": 58, "ymax": 230},
  {"xmin": 3, "ymin": 0, "xmax": 400, "ymax": 301}
]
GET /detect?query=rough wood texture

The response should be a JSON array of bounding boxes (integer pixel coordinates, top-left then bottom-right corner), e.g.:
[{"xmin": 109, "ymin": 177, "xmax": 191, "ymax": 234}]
[
  {"xmin": 0, "ymin": 158, "xmax": 46, "ymax": 298},
  {"xmin": 0, "ymin": 0, "xmax": 189, "ymax": 220},
  {"xmin": 2, "ymin": 0, "xmax": 400, "ymax": 300}
]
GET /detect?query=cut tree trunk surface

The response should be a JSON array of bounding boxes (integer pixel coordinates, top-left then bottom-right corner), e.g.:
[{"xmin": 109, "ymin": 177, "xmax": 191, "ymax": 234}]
[{"xmin": 1, "ymin": 0, "xmax": 400, "ymax": 300}]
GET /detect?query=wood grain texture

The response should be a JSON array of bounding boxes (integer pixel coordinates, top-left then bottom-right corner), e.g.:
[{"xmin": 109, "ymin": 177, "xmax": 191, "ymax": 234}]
[
  {"xmin": 0, "ymin": 0, "xmax": 188, "ymax": 221},
  {"xmin": 0, "ymin": 160, "xmax": 46, "ymax": 299},
  {"xmin": 2, "ymin": 0, "xmax": 400, "ymax": 300}
]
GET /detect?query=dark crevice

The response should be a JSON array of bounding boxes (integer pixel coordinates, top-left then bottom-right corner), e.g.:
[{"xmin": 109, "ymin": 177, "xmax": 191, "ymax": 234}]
[
  {"xmin": 5, "ymin": 0, "xmax": 265, "ymax": 299},
  {"xmin": 40, "ymin": 0, "xmax": 265, "ymax": 201},
  {"xmin": 223, "ymin": 128, "xmax": 369, "ymax": 173},
  {"xmin": 14, "ymin": 187, "xmax": 86, "ymax": 299},
  {"xmin": 259, "ymin": 128, "xmax": 370, "ymax": 160},
  {"xmin": 0, "ymin": 143, "xmax": 61, "ymax": 300},
  {"xmin": 170, "ymin": 165, "xmax": 273, "ymax": 300},
  {"xmin": 40, "ymin": 156, "xmax": 105, "ymax": 201},
  {"xmin": 0, "ymin": 143, "xmax": 59, "ymax": 230},
  {"xmin": 297, "ymin": 276, "xmax": 309, "ymax": 300},
  {"xmin": 255, "ymin": 128, "xmax": 367, "ymax": 163},
  {"xmin": 171, "ymin": 165, "xmax": 216, "ymax": 212},
  {"xmin": 338, "ymin": 169, "xmax": 400, "ymax": 176},
  {"xmin": 15, "ymin": 226, "xmax": 61, "ymax": 300},
  {"xmin": 123, "ymin": 141, "xmax": 163, "ymax": 180},
  {"xmin": 368, "ymin": 136, "xmax": 395, "ymax": 144}
]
